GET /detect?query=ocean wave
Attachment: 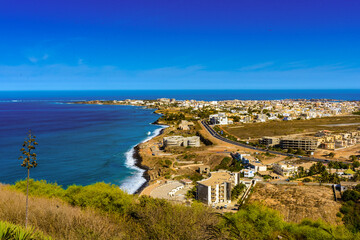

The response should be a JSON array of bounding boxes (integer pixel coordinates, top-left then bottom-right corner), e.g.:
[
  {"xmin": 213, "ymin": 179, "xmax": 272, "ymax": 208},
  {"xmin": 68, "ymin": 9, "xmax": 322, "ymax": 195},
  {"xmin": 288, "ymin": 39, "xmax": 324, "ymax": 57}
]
[{"xmin": 120, "ymin": 124, "xmax": 168, "ymax": 194}]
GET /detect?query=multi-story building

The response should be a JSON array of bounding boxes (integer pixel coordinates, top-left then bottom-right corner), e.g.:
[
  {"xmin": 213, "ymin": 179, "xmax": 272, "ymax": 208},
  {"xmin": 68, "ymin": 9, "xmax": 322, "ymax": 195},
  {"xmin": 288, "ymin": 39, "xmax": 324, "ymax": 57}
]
[
  {"xmin": 196, "ymin": 171, "xmax": 239, "ymax": 205},
  {"xmin": 259, "ymin": 137, "xmax": 281, "ymax": 147},
  {"xmin": 209, "ymin": 113, "xmax": 228, "ymax": 125},
  {"xmin": 163, "ymin": 136, "xmax": 200, "ymax": 147},
  {"xmin": 280, "ymin": 137, "xmax": 318, "ymax": 151}
]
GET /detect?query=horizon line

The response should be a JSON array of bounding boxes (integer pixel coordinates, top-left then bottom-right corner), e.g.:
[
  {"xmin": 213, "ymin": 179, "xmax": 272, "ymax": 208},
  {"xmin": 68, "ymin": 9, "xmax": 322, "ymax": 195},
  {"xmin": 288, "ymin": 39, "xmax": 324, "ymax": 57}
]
[{"xmin": 1, "ymin": 89, "xmax": 360, "ymax": 92}]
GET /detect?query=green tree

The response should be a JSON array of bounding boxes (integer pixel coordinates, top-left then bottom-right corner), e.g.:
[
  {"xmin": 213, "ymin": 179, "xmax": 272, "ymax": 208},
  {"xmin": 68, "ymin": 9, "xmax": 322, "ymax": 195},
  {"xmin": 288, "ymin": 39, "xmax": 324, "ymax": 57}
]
[
  {"xmin": 353, "ymin": 161, "xmax": 360, "ymax": 168},
  {"xmin": 342, "ymin": 190, "xmax": 360, "ymax": 202},
  {"xmin": 295, "ymin": 148, "xmax": 305, "ymax": 155},
  {"xmin": 18, "ymin": 130, "xmax": 38, "ymax": 228},
  {"xmin": 350, "ymin": 155, "xmax": 358, "ymax": 162},
  {"xmin": 328, "ymin": 152, "xmax": 335, "ymax": 158},
  {"xmin": 186, "ymin": 186, "xmax": 197, "ymax": 199},
  {"xmin": 231, "ymin": 183, "xmax": 246, "ymax": 200},
  {"xmin": 164, "ymin": 159, "xmax": 172, "ymax": 168},
  {"xmin": 232, "ymin": 116, "xmax": 240, "ymax": 122}
]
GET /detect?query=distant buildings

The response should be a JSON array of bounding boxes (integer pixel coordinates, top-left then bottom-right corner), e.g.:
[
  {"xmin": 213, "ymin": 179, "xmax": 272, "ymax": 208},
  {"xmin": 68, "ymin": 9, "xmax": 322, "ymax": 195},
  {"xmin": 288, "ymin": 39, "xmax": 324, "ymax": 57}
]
[
  {"xmin": 163, "ymin": 136, "xmax": 201, "ymax": 147},
  {"xmin": 280, "ymin": 137, "xmax": 318, "ymax": 151},
  {"xmin": 209, "ymin": 113, "xmax": 228, "ymax": 125},
  {"xmin": 317, "ymin": 130, "xmax": 359, "ymax": 150},
  {"xmin": 259, "ymin": 136, "xmax": 318, "ymax": 151},
  {"xmin": 259, "ymin": 137, "xmax": 280, "ymax": 147}
]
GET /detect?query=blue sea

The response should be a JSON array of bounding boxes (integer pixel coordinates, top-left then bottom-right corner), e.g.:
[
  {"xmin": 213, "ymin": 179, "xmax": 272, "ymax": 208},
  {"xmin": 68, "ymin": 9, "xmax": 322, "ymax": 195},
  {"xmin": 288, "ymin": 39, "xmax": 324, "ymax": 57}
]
[
  {"xmin": 0, "ymin": 100, "xmax": 163, "ymax": 193},
  {"xmin": 0, "ymin": 90, "xmax": 359, "ymax": 193}
]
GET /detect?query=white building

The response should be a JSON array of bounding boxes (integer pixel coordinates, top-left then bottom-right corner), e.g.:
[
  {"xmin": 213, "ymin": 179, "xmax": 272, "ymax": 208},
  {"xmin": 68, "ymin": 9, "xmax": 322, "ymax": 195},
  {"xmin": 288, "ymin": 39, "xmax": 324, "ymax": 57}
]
[
  {"xmin": 163, "ymin": 136, "xmax": 200, "ymax": 147},
  {"xmin": 197, "ymin": 171, "xmax": 239, "ymax": 205},
  {"xmin": 273, "ymin": 162, "xmax": 297, "ymax": 176},
  {"xmin": 241, "ymin": 169, "xmax": 255, "ymax": 178},
  {"xmin": 249, "ymin": 160, "xmax": 267, "ymax": 172},
  {"xmin": 209, "ymin": 113, "xmax": 228, "ymax": 125}
]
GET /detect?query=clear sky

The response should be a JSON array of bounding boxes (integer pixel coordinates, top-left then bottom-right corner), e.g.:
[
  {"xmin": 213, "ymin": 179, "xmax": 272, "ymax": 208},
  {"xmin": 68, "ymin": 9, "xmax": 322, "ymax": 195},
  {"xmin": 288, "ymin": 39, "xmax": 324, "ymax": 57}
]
[{"xmin": 0, "ymin": 0, "xmax": 359, "ymax": 90}]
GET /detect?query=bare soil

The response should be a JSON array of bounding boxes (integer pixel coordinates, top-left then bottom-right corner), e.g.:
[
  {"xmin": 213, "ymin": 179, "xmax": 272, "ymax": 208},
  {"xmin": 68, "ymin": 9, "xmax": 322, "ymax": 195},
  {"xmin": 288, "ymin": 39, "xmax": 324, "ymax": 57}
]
[{"xmin": 249, "ymin": 183, "xmax": 342, "ymax": 225}]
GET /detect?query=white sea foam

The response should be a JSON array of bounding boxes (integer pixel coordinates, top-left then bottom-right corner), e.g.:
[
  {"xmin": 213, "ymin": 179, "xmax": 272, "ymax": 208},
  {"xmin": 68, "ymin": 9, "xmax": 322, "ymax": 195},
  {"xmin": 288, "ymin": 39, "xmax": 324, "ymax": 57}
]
[{"xmin": 120, "ymin": 124, "xmax": 168, "ymax": 194}]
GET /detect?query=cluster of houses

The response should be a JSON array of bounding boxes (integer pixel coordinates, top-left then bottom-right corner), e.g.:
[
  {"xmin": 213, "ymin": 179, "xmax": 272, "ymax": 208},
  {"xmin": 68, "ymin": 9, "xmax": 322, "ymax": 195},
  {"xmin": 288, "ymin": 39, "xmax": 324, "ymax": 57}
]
[
  {"xmin": 316, "ymin": 130, "xmax": 360, "ymax": 150},
  {"xmin": 259, "ymin": 130, "xmax": 360, "ymax": 151},
  {"xmin": 195, "ymin": 151, "xmax": 359, "ymax": 206},
  {"xmin": 111, "ymin": 98, "xmax": 359, "ymax": 125}
]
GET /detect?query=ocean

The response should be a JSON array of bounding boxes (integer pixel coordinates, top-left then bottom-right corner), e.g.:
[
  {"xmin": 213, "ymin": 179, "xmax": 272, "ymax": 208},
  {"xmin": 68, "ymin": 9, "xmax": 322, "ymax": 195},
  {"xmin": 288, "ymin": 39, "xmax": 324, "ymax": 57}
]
[
  {"xmin": 0, "ymin": 89, "xmax": 360, "ymax": 101},
  {"xmin": 0, "ymin": 101, "xmax": 163, "ymax": 193},
  {"xmin": 0, "ymin": 89, "xmax": 359, "ymax": 193}
]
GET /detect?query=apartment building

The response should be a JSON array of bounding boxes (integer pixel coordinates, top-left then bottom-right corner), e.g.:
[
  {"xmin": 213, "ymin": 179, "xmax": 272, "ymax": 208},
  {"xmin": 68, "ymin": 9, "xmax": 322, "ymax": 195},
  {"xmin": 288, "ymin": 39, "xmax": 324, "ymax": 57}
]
[
  {"xmin": 280, "ymin": 137, "xmax": 318, "ymax": 151},
  {"xmin": 196, "ymin": 171, "xmax": 239, "ymax": 205},
  {"xmin": 259, "ymin": 137, "xmax": 281, "ymax": 147}
]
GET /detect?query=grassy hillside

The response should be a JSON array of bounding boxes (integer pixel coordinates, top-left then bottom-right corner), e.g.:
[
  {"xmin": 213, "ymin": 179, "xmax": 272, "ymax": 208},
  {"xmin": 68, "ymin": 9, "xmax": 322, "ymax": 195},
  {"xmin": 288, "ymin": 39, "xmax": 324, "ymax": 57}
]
[
  {"xmin": 0, "ymin": 180, "xmax": 359, "ymax": 240},
  {"xmin": 223, "ymin": 116, "xmax": 360, "ymax": 139}
]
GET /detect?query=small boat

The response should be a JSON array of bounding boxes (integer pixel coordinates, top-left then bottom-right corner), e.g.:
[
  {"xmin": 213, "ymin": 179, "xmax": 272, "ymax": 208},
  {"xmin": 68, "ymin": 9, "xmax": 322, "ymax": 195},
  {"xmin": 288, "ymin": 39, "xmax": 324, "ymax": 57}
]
[{"xmin": 147, "ymin": 131, "xmax": 151, "ymax": 136}]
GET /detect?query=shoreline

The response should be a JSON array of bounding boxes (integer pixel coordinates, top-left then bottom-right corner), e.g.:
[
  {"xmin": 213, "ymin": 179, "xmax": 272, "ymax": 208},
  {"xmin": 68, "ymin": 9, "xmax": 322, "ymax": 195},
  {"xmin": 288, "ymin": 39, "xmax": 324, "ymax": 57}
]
[
  {"xmin": 133, "ymin": 126, "xmax": 166, "ymax": 194},
  {"xmin": 131, "ymin": 111, "xmax": 167, "ymax": 195},
  {"xmin": 68, "ymin": 101, "xmax": 164, "ymax": 194}
]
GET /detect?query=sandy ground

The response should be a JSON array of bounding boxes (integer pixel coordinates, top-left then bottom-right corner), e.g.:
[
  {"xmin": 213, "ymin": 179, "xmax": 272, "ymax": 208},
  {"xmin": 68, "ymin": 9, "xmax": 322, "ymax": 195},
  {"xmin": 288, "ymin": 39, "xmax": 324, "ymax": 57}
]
[
  {"xmin": 314, "ymin": 144, "xmax": 360, "ymax": 161},
  {"xmin": 249, "ymin": 183, "xmax": 342, "ymax": 225}
]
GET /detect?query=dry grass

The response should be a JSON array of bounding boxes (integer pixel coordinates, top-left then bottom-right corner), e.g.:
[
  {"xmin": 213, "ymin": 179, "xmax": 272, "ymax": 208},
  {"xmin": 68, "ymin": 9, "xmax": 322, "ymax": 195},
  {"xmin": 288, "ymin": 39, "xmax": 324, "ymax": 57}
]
[
  {"xmin": 0, "ymin": 185, "xmax": 126, "ymax": 240},
  {"xmin": 249, "ymin": 183, "xmax": 342, "ymax": 225},
  {"xmin": 223, "ymin": 116, "xmax": 360, "ymax": 139}
]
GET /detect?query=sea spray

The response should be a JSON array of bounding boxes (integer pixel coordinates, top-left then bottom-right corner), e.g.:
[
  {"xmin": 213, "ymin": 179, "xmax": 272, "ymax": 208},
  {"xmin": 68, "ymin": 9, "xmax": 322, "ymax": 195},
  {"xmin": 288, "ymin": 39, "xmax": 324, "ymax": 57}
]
[{"xmin": 120, "ymin": 125, "xmax": 168, "ymax": 194}]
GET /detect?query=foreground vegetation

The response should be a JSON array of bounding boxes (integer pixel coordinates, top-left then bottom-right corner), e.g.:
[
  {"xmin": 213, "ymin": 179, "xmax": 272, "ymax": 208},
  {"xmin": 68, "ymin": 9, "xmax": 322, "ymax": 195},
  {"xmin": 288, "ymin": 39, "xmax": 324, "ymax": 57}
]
[
  {"xmin": 0, "ymin": 220, "xmax": 50, "ymax": 240},
  {"xmin": 1, "ymin": 180, "xmax": 359, "ymax": 239}
]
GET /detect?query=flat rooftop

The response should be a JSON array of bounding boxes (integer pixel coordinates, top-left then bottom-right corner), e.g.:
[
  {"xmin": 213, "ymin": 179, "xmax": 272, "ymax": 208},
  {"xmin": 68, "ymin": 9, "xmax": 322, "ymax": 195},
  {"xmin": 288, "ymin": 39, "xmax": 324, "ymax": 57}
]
[{"xmin": 197, "ymin": 171, "xmax": 233, "ymax": 187}]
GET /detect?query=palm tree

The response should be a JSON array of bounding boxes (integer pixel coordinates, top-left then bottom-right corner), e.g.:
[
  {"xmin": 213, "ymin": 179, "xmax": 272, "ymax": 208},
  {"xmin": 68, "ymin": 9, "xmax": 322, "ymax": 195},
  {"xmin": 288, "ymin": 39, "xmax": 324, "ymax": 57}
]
[{"xmin": 18, "ymin": 130, "xmax": 38, "ymax": 228}]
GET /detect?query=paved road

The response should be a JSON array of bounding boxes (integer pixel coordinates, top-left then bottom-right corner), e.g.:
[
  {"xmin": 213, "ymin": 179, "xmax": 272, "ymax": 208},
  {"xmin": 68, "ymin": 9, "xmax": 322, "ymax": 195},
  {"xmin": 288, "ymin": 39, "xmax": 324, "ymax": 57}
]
[{"xmin": 201, "ymin": 121, "xmax": 349, "ymax": 164}]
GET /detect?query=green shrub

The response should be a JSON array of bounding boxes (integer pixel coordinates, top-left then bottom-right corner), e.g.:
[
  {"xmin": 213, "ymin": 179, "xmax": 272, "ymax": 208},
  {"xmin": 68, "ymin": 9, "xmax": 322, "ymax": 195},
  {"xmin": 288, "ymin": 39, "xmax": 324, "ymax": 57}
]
[
  {"xmin": 0, "ymin": 221, "xmax": 51, "ymax": 240},
  {"xmin": 164, "ymin": 159, "xmax": 172, "ymax": 167},
  {"xmin": 303, "ymin": 178, "xmax": 311, "ymax": 182},
  {"xmin": 12, "ymin": 180, "xmax": 133, "ymax": 214},
  {"xmin": 63, "ymin": 182, "xmax": 133, "ymax": 214},
  {"xmin": 231, "ymin": 183, "xmax": 246, "ymax": 200},
  {"xmin": 11, "ymin": 179, "xmax": 65, "ymax": 198},
  {"xmin": 285, "ymin": 219, "xmax": 354, "ymax": 240},
  {"xmin": 340, "ymin": 201, "xmax": 360, "ymax": 233},
  {"xmin": 8, "ymin": 179, "xmax": 360, "ymax": 239},
  {"xmin": 186, "ymin": 186, "xmax": 197, "ymax": 199},
  {"xmin": 342, "ymin": 190, "xmax": 360, "ymax": 202},
  {"xmin": 218, "ymin": 203, "xmax": 284, "ymax": 239}
]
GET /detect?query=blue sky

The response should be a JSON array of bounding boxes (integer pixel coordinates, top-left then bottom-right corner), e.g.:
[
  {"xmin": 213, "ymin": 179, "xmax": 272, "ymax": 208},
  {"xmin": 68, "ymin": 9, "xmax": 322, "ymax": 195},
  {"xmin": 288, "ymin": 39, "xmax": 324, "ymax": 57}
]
[{"xmin": 0, "ymin": 0, "xmax": 359, "ymax": 90}]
